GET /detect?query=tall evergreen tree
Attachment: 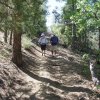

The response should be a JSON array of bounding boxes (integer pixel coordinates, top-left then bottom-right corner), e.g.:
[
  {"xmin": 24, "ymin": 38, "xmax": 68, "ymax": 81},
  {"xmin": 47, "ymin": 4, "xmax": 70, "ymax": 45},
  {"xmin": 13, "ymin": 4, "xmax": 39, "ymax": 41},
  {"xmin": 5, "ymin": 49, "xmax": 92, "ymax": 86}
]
[{"xmin": 0, "ymin": 0, "xmax": 47, "ymax": 66}]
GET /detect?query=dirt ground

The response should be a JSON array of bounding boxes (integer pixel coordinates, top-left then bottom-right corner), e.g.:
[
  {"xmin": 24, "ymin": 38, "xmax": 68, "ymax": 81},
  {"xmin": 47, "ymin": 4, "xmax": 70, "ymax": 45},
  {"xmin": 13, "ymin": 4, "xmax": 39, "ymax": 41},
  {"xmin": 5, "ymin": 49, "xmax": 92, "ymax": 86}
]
[
  {"xmin": 22, "ymin": 43, "xmax": 100, "ymax": 100},
  {"xmin": 0, "ymin": 35, "xmax": 100, "ymax": 100}
]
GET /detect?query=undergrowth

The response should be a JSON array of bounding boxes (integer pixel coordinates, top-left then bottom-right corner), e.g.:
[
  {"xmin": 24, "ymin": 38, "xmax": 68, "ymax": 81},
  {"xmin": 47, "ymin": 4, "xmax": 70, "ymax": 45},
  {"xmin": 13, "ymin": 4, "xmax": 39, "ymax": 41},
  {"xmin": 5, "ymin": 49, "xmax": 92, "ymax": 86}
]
[
  {"xmin": 22, "ymin": 35, "xmax": 32, "ymax": 50},
  {"xmin": 81, "ymin": 53, "xmax": 91, "ymax": 78}
]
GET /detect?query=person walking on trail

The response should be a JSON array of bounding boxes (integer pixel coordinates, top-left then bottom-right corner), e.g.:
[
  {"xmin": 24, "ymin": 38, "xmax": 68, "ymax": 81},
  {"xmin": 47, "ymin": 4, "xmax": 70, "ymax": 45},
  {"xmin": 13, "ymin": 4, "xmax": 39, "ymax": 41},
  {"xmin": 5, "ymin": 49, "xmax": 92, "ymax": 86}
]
[
  {"xmin": 50, "ymin": 34, "xmax": 59, "ymax": 56},
  {"xmin": 38, "ymin": 33, "xmax": 48, "ymax": 56}
]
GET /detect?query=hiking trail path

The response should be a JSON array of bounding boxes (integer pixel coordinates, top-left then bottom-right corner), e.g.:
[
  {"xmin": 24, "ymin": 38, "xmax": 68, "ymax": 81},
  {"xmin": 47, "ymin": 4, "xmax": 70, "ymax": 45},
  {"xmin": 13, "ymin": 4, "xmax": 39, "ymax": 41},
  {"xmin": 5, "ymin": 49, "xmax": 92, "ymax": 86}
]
[
  {"xmin": 0, "ymin": 33, "xmax": 100, "ymax": 100},
  {"xmin": 21, "ymin": 42, "xmax": 100, "ymax": 100}
]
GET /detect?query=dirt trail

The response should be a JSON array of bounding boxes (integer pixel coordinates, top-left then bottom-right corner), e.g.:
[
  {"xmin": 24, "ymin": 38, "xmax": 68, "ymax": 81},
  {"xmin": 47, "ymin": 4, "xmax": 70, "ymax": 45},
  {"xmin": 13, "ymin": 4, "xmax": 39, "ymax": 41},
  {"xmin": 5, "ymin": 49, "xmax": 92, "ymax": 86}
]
[
  {"xmin": 22, "ymin": 43, "xmax": 100, "ymax": 100},
  {"xmin": 0, "ymin": 32, "xmax": 100, "ymax": 99}
]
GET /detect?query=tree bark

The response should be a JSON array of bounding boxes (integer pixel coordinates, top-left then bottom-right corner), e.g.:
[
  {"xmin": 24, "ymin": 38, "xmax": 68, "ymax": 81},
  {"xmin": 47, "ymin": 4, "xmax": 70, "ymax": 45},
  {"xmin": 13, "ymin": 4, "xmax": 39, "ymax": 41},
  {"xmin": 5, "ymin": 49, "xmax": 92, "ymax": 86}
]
[
  {"xmin": 71, "ymin": 23, "xmax": 76, "ymax": 49},
  {"xmin": 9, "ymin": 31, "xmax": 13, "ymax": 45},
  {"xmin": 12, "ymin": 31, "xmax": 22, "ymax": 66},
  {"xmin": 98, "ymin": 27, "xmax": 100, "ymax": 49},
  {"xmin": 71, "ymin": 0, "xmax": 76, "ymax": 49},
  {"xmin": 4, "ymin": 29, "xmax": 8, "ymax": 43}
]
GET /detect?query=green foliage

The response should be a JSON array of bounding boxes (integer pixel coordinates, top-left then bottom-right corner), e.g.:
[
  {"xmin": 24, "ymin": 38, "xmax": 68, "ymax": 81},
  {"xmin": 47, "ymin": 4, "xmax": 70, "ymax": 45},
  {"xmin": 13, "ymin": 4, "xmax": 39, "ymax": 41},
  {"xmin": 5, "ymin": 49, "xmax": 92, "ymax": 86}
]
[
  {"xmin": 82, "ymin": 53, "xmax": 90, "ymax": 62},
  {"xmin": 51, "ymin": 24, "xmax": 72, "ymax": 46},
  {"xmin": 81, "ymin": 53, "xmax": 90, "ymax": 77},
  {"xmin": 95, "ymin": 64, "xmax": 100, "ymax": 81},
  {"xmin": 82, "ymin": 65, "xmax": 90, "ymax": 77},
  {"xmin": 0, "ymin": 0, "xmax": 47, "ymax": 37},
  {"xmin": 96, "ymin": 85, "xmax": 100, "ymax": 89},
  {"xmin": 22, "ymin": 35, "xmax": 32, "ymax": 49},
  {"xmin": 0, "ymin": 49, "xmax": 10, "ymax": 57},
  {"xmin": 60, "ymin": 0, "xmax": 100, "ymax": 51},
  {"xmin": 94, "ymin": 49, "xmax": 100, "ymax": 63}
]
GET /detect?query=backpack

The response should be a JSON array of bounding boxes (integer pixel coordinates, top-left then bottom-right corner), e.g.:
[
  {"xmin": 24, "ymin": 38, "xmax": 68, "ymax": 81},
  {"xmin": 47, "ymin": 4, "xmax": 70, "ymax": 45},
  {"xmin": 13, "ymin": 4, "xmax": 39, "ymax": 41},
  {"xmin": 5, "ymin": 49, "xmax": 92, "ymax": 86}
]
[
  {"xmin": 38, "ymin": 37, "xmax": 48, "ymax": 45},
  {"xmin": 50, "ymin": 36, "xmax": 58, "ymax": 45}
]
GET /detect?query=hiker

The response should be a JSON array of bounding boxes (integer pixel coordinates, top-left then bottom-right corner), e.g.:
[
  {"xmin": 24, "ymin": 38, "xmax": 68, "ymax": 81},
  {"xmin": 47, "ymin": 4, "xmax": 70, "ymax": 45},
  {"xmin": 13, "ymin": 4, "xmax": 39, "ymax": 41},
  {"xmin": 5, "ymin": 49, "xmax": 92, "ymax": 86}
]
[
  {"xmin": 38, "ymin": 33, "xmax": 48, "ymax": 56},
  {"xmin": 50, "ymin": 34, "xmax": 59, "ymax": 56}
]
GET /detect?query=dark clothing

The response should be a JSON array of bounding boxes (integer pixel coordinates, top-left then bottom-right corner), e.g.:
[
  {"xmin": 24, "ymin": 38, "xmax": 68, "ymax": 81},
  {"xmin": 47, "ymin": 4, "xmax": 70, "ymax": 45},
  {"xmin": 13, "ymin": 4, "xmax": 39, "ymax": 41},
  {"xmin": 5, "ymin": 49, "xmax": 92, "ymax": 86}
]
[
  {"xmin": 50, "ymin": 35, "xmax": 58, "ymax": 46},
  {"xmin": 40, "ymin": 44, "xmax": 46, "ymax": 50}
]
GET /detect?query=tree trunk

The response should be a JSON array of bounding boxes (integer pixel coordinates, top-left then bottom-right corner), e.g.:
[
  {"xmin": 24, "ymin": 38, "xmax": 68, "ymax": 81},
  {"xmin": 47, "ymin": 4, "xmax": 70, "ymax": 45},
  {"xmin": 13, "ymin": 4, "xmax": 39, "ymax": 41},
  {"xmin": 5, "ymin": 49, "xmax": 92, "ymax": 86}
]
[
  {"xmin": 4, "ymin": 29, "xmax": 8, "ymax": 43},
  {"xmin": 71, "ymin": 23, "xmax": 76, "ymax": 49},
  {"xmin": 12, "ymin": 31, "xmax": 22, "ymax": 66},
  {"xmin": 71, "ymin": 0, "xmax": 76, "ymax": 49},
  {"xmin": 98, "ymin": 27, "xmax": 100, "ymax": 49},
  {"xmin": 9, "ymin": 31, "xmax": 13, "ymax": 45}
]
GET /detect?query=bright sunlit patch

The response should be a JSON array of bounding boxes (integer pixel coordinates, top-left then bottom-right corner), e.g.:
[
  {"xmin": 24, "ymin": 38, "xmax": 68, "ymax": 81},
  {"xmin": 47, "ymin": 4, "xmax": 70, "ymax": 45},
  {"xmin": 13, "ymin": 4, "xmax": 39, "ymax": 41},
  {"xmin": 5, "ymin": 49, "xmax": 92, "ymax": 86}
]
[
  {"xmin": 46, "ymin": 0, "xmax": 65, "ymax": 29},
  {"xmin": 38, "ymin": 71, "xmax": 51, "ymax": 78}
]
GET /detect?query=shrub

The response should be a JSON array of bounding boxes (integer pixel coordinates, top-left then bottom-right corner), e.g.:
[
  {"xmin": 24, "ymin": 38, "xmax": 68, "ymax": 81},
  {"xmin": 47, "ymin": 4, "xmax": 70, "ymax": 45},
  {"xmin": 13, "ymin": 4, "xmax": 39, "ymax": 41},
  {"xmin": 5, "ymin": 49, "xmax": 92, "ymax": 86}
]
[
  {"xmin": 82, "ymin": 65, "xmax": 90, "ymax": 78},
  {"xmin": 82, "ymin": 54, "xmax": 91, "ymax": 78},
  {"xmin": 22, "ymin": 35, "xmax": 32, "ymax": 50},
  {"xmin": 82, "ymin": 53, "xmax": 90, "ymax": 62},
  {"xmin": 95, "ymin": 50, "xmax": 100, "ymax": 64}
]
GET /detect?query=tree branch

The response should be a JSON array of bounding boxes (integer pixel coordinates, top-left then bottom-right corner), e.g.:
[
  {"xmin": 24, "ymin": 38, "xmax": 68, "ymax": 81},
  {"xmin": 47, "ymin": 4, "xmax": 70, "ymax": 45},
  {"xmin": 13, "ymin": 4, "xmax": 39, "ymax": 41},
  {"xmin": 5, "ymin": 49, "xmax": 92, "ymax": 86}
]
[{"xmin": 94, "ymin": 12, "xmax": 99, "ymax": 20}]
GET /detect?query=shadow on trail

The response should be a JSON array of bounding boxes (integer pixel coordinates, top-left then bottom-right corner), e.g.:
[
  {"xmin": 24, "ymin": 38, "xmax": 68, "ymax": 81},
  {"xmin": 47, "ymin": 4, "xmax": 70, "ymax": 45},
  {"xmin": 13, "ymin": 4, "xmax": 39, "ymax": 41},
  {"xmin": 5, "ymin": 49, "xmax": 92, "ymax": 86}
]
[
  {"xmin": 23, "ymin": 51, "xmax": 83, "ymax": 76},
  {"xmin": 23, "ymin": 53, "xmax": 38, "ymax": 66},
  {"xmin": 25, "ymin": 46, "xmax": 41, "ymax": 57},
  {"xmin": 21, "ymin": 47, "xmax": 100, "ymax": 99},
  {"xmin": 19, "ymin": 66, "xmax": 100, "ymax": 97},
  {"xmin": 45, "ymin": 56, "xmax": 83, "ymax": 75},
  {"xmin": 23, "ymin": 47, "xmax": 91, "ymax": 82},
  {"xmin": 30, "ymin": 44, "xmax": 51, "ymax": 56},
  {"xmin": 30, "ymin": 92, "xmax": 63, "ymax": 100}
]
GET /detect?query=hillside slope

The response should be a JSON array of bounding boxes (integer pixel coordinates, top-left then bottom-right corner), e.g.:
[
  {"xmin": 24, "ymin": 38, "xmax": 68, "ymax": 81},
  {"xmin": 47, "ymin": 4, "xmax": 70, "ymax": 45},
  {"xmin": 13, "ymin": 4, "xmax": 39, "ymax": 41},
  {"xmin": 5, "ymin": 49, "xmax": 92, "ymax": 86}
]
[
  {"xmin": 22, "ymin": 43, "xmax": 100, "ymax": 100},
  {"xmin": 0, "ymin": 42, "xmax": 41, "ymax": 100},
  {"xmin": 0, "ymin": 37, "xmax": 100, "ymax": 100}
]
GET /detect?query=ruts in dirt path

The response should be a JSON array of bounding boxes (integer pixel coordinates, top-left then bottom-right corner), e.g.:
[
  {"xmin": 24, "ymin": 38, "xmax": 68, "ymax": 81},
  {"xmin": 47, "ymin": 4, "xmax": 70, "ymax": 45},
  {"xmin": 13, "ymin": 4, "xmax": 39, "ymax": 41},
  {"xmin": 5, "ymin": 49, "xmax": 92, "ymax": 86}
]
[{"xmin": 22, "ymin": 43, "xmax": 100, "ymax": 100}]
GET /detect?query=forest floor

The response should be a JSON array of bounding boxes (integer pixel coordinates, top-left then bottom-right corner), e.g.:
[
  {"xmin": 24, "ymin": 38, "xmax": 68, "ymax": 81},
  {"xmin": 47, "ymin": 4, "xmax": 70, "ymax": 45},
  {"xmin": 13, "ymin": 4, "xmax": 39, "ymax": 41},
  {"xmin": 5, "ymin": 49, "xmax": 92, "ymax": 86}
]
[{"xmin": 0, "ymin": 34, "xmax": 100, "ymax": 100}]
